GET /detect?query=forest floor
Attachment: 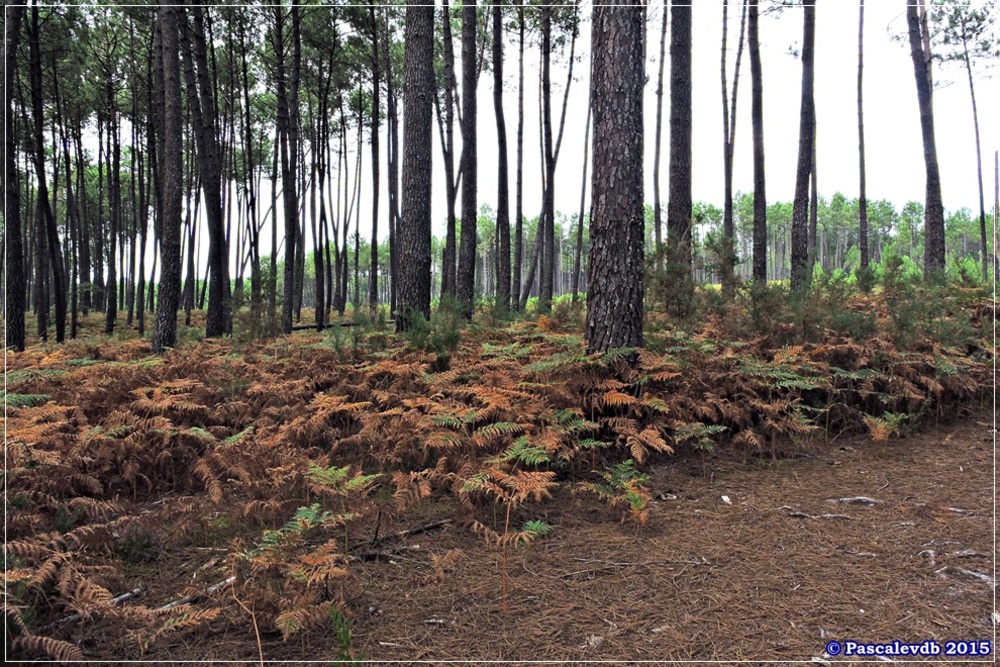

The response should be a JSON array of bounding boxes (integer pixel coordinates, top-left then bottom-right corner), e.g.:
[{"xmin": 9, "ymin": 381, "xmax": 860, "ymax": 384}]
[
  {"xmin": 5, "ymin": 285, "xmax": 995, "ymax": 663},
  {"xmin": 134, "ymin": 414, "xmax": 997, "ymax": 663}
]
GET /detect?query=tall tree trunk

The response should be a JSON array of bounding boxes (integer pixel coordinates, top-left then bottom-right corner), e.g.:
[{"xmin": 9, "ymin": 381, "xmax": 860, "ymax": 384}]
[
  {"xmin": 397, "ymin": 4, "xmax": 435, "ymax": 330},
  {"xmin": 808, "ymin": 126, "xmax": 818, "ymax": 269},
  {"xmin": 238, "ymin": 11, "xmax": 262, "ymax": 317},
  {"xmin": 105, "ymin": 79, "xmax": 120, "ymax": 335},
  {"xmin": 440, "ymin": 6, "xmax": 459, "ymax": 298},
  {"xmin": 666, "ymin": 1, "xmax": 693, "ymax": 307},
  {"xmin": 269, "ymin": 123, "xmax": 279, "ymax": 316},
  {"xmin": 5, "ymin": 0, "xmax": 26, "ymax": 351},
  {"xmin": 586, "ymin": 0, "xmax": 644, "ymax": 354},
  {"xmin": 180, "ymin": 3, "xmax": 229, "ymax": 337},
  {"xmin": 512, "ymin": 6, "xmax": 526, "ymax": 311},
  {"xmin": 959, "ymin": 31, "xmax": 987, "ymax": 280},
  {"xmin": 383, "ymin": 9, "xmax": 400, "ymax": 313},
  {"xmin": 95, "ymin": 119, "xmax": 105, "ymax": 313},
  {"xmin": 493, "ymin": 3, "xmax": 511, "ymax": 312},
  {"xmin": 905, "ymin": 1, "xmax": 945, "ymax": 275},
  {"xmin": 539, "ymin": 6, "xmax": 555, "ymax": 313},
  {"xmin": 276, "ymin": 5, "xmax": 301, "ymax": 332},
  {"xmin": 75, "ymin": 121, "xmax": 92, "ymax": 315},
  {"xmin": 54, "ymin": 72, "xmax": 79, "ymax": 339},
  {"xmin": 571, "ymin": 100, "xmax": 592, "ymax": 303},
  {"xmin": 749, "ymin": 0, "xmax": 766, "ymax": 283},
  {"xmin": 153, "ymin": 3, "xmax": 184, "ymax": 352},
  {"xmin": 857, "ymin": 0, "xmax": 869, "ymax": 270},
  {"xmin": 457, "ymin": 0, "xmax": 478, "ymax": 318},
  {"xmin": 369, "ymin": 6, "xmax": 380, "ymax": 311},
  {"xmin": 28, "ymin": 4, "xmax": 66, "ymax": 342},
  {"xmin": 789, "ymin": 0, "xmax": 815, "ymax": 292},
  {"xmin": 652, "ymin": 0, "xmax": 667, "ymax": 267},
  {"xmin": 720, "ymin": 0, "xmax": 747, "ymax": 296}
]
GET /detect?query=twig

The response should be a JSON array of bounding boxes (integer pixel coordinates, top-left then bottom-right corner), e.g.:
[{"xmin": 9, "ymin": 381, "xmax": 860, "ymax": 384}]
[
  {"xmin": 788, "ymin": 511, "xmax": 852, "ymax": 520},
  {"xmin": 825, "ymin": 496, "xmax": 878, "ymax": 505},
  {"xmin": 230, "ymin": 575, "xmax": 264, "ymax": 667},
  {"xmin": 155, "ymin": 576, "xmax": 236, "ymax": 612},
  {"xmin": 49, "ymin": 588, "xmax": 142, "ymax": 628},
  {"xmin": 291, "ymin": 320, "xmax": 395, "ymax": 331},
  {"xmin": 358, "ymin": 519, "xmax": 452, "ymax": 549}
]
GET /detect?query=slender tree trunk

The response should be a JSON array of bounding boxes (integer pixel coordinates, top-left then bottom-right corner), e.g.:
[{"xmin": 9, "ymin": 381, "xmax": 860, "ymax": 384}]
[
  {"xmin": 440, "ymin": 6, "xmax": 459, "ymax": 298},
  {"xmin": 667, "ymin": 1, "xmax": 693, "ymax": 300},
  {"xmin": 153, "ymin": 3, "xmax": 184, "ymax": 352},
  {"xmin": 789, "ymin": 0, "xmax": 815, "ymax": 292},
  {"xmin": 369, "ymin": 6, "xmax": 380, "ymax": 311},
  {"xmin": 571, "ymin": 100, "xmax": 592, "ymax": 303},
  {"xmin": 906, "ymin": 1, "xmax": 945, "ymax": 275},
  {"xmin": 457, "ymin": 0, "xmax": 478, "ymax": 318},
  {"xmin": 185, "ymin": 2, "xmax": 229, "ymax": 337},
  {"xmin": 238, "ymin": 11, "xmax": 261, "ymax": 317},
  {"xmin": 269, "ymin": 123, "xmax": 279, "ymax": 316},
  {"xmin": 28, "ymin": 4, "xmax": 66, "ymax": 342},
  {"xmin": 106, "ymin": 79, "xmax": 120, "ymax": 335},
  {"xmin": 277, "ymin": 6, "xmax": 302, "ymax": 332},
  {"xmin": 383, "ymin": 9, "xmax": 400, "ymax": 313},
  {"xmin": 959, "ymin": 35, "xmax": 987, "ymax": 280},
  {"xmin": 512, "ymin": 6, "xmax": 526, "ymax": 311},
  {"xmin": 652, "ymin": 0, "xmax": 667, "ymax": 267},
  {"xmin": 5, "ymin": 0, "xmax": 26, "ymax": 350},
  {"xmin": 857, "ymin": 0, "xmax": 869, "ymax": 271},
  {"xmin": 397, "ymin": 4, "xmax": 435, "ymax": 330},
  {"xmin": 808, "ymin": 126, "xmax": 818, "ymax": 271},
  {"xmin": 539, "ymin": 7, "xmax": 555, "ymax": 313},
  {"xmin": 586, "ymin": 0, "xmax": 644, "ymax": 354},
  {"xmin": 493, "ymin": 3, "xmax": 511, "ymax": 311},
  {"xmin": 749, "ymin": 0, "xmax": 767, "ymax": 283},
  {"xmin": 720, "ymin": 0, "xmax": 747, "ymax": 295},
  {"xmin": 95, "ymin": 118, "xmax": 105, "ymax": 313}
]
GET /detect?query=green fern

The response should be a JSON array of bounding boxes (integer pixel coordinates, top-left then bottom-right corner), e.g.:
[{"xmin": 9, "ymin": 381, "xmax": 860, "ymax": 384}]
[
  {"xmin": 5, "ymin": 369, "xmax": 68, "ymax": 384},
  {"xmin": 496, "ymin": 437, "xmax": 551, "ymax": 466},
  {"xmin": 2, "ymin": 390, "xmax": 50, "ymax": 409}
]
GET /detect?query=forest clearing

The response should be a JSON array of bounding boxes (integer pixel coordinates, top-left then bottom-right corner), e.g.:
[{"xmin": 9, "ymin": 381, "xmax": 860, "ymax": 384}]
[{"xmin": 3, "ymin": 0, "xmax": 998, "ymax": 662}]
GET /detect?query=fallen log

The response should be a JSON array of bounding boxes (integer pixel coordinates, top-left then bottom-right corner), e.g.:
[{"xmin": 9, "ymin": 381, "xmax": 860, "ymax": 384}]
[{"xmin": 290, "ymin": 320, "xmax": 395, "ymax": 331}]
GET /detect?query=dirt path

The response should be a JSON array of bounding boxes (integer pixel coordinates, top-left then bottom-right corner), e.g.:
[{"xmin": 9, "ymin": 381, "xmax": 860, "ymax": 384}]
[{"xmin": 147, "ymin": 414, "xmax": 995, "ymax": 663}]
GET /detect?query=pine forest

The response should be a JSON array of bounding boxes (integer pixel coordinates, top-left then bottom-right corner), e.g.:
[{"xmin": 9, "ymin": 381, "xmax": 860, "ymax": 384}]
[{"xmin": 3, "ymin": 0, "xmax": 997, "ymax": 661}]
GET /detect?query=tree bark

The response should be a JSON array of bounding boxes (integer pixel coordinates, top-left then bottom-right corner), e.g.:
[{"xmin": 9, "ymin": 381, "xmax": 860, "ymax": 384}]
[
  {"xmin": 440, "ymin": 7, "xmax": 459, "ymax": 298},
  {"xmin": 666, "ymin": 2, "xmax": 693, "ymax": 293},
  {"xmin": 28, "ymin": 4, "xmax": 66, "ymax": 342},
  {"xmin": 539, "ymin": 6, "xmax": 555, "ymax": 313},
  {"xmin": 748, "ymin": 0, "xmax": 766, "ymax": 283},
  {"xmin": 652, "ymin": 0, "xmax": 667, "ymax": 268},
  {"xmin": 5, "ymin": 0, "xmax": 26, "ymax": 350},
  {"xmin": 397, "ymin": 4, "xmax": 435, "ymax": 331},
  {"xmin": 720, "ymin": 0, "xmax": 747, "ymax": 295},
  {"xmin": 457, "ymin": 0, "xmax": 478, "ymax": 318},
  {"xmin": 905, "ymin": 1, "xmax": 945, "ymax": 275},
  {"xmin": 152, "ymin": 3, "xmax": 184, "ymax": 353},
  {"xmin": 493, "ymin": 3, "xmax": 511, "ymax": 312},
  {"xmin": 369, "ymin": 6, "xmax": 381, "ymax": 311},
  {"xmin": 958, "ymin": 28, "xmax": 987, "ymax": 280},
  {"xmin": 789, "ymin": 0, "xmax": 815, "ymax": 292},
  {"xmin": 383, "ymin": 9, "xmax": 400, "ymax": 313},
  {"xmin": 857, "ymin": 0, "xmax": 869, "ymax": 270},
  {"xmin": 586, "ymin": 0, "xmax": 644, "ymax": 354},
  {"xmin": 571, "ymin": 100, "xmax": 592, "ymax": 303},
  {"xmin": 512, "ymin": 6, "xmax": 525, "ymax": 310}
]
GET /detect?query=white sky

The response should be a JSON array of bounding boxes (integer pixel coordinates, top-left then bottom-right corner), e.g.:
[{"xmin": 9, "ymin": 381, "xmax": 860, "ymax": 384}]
[{"xmin": 103, "ymin": 1, "xmax": 998, "ymax": 275}]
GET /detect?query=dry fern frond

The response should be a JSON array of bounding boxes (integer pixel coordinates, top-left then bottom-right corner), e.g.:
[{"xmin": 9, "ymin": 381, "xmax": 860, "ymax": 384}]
[
  {"xmin": 274, "ymin": 600, "xmax": 336, "ymax": 641},
  {"xmin": 12, "ymin": 636, "xmax": 85, "ymax": 662}
]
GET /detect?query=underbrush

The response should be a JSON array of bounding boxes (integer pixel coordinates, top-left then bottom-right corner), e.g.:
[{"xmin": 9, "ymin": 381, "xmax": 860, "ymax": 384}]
[{"xmin": 4, "ymin": 280, "xmax": 992, "ymax": 660}]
